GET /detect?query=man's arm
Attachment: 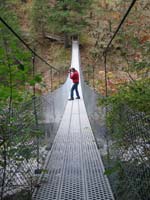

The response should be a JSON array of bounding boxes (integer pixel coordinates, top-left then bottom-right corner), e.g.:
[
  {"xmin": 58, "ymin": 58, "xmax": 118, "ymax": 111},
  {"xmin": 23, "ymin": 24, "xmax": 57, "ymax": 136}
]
[{"xmin": 70, "ymin": 72, "xmax": 74, "ymax": 79}]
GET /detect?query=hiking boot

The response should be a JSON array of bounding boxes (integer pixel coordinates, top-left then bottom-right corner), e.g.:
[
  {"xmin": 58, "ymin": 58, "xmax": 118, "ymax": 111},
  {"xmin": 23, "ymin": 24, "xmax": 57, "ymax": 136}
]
[{"xmin": 68, "ymin": 98, "xmax": 74, "ymax": 101}]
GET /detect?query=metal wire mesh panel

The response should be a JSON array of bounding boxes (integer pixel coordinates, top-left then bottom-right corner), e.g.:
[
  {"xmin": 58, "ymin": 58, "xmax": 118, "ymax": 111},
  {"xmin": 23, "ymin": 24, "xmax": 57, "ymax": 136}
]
[
  {"xmin": 33, "ymin": 99, "xmax": 114, "ymax": 200},
  {"xmin": 0, "ymin": 99, "xmax": 41, "ymax": 199},
  {"xmin": 39, "ymin": 79, "xmax": 70, "ymax": 149},
  {"xmin": 81, "ymin": 75, "xmax": 150, "ymax": 200},
  {"xmin": 0, "ymin": 14, "xmax": 68, "ymax": 199},
  {"xmin": 107, "ymin": 107, "xmax": 150, "ymax": 200},
  {"xmin": 80, "ymin": 78, "xmax": 108, "ymax": 155},
  {"xmin": 33, "ymin": 41, "xmax": 114, "ymax": 200}
]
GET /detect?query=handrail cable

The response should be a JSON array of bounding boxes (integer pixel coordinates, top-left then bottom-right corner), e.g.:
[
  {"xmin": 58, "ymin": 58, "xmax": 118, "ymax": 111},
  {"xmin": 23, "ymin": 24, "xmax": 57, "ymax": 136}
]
[
  {"xmin": 104, "ymin": 0, "xmax": 137, "ymax": 54},
  {"xmin": 103, "ymin": 0, "xmax": 137, "ymax": 97},
  {"xmin": 0, "ymin": 16, "xmax": 59, "ymax": 72}
]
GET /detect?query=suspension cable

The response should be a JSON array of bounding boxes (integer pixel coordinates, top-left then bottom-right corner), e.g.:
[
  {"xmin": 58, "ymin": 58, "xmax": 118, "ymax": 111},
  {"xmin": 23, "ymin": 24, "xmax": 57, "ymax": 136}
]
[
  {"xmin": 0, "ymin": 16, "xmax": 59, "ymax": 72},
  {"xmin": 104, "ymin": 0, "xmax": 137, "ymax": 54}
]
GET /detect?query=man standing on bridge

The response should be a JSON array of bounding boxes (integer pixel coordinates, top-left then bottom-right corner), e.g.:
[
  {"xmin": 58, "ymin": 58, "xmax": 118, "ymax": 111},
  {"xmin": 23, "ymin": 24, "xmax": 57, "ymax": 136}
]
[{"xmin": 68, "ymin": 68, "xmax": 80, "ymax": 100}]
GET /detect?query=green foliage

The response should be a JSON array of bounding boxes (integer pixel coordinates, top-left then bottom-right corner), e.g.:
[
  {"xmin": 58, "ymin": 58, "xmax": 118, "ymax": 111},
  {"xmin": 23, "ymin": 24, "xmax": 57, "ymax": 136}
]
[
  {"xmin": 0, "ymin": 5, "xmax": 44, "ymax": 197},
  {"xmin": 29, "ymin": 74, "xmax": 42, "ymax": 86},
  {"xmin": 131, "ymin": 61, "xmax": 148, "ymax": 71},
  {"xmin": 32, "ymin": 0, "xmax": 50, "ymax": 37},
  {"xmin": 104, "ymin": 161, "xmax": 121, "ymax": 175},
  {"xmin": 0, "ymin": 3, "xmax": 44, "ymax": 108},
  {"xmin": 100, "ymin": 78, "xmax": 150, "ymax": 114},
  {"xmin": 49, "ymin": 0, "xmax": 91, "ymax": 36},
  {"xmin": 100, "ymin": 77, "xmax": 150, "ymax": 199},
  {"xmin": 0, "ymin": 3, "xmax": 34, "ymax": 107}
]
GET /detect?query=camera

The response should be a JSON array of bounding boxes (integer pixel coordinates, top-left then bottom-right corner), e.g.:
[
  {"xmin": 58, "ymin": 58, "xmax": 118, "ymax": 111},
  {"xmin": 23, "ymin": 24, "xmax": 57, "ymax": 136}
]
[{"xmin": 68, "ymin": 68, "xmax": 72, "ymax": 73}]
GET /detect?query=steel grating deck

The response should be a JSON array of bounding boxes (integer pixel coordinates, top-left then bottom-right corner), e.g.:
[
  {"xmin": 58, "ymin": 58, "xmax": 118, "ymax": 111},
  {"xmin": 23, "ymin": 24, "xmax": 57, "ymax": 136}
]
[{"xmin": 33, "ymin": 41, "xmax": 114, "ymax": 200}]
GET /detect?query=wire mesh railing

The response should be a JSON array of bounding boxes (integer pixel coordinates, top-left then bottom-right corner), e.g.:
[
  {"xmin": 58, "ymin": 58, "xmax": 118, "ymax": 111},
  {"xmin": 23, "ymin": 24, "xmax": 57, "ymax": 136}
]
[
  {"xmin": 1, "ymin": 0, "xmax": 150, "ymax": 199},
  {"xmin": 0, "ymin": 99, "xmax": 41, "ymax": 199},
  {"xmin": 81, "ymin": 72, "xmax": 150, "ymax": 200},
  {"xmin": 81, "ymin": 0, "xmax": 150, "ymax": 200},
  {"xmin": 105, "ymin": 106, "xmax": 150, "ymax": 200},
  {"xmin": 0, "ymin": 16, "xmax": 67, "ymax": 200}
]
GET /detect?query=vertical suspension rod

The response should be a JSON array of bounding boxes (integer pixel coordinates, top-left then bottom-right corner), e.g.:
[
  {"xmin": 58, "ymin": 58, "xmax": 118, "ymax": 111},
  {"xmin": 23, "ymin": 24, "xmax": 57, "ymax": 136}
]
[{"xmin": 32, "ymin": 53, "xmax": 40, "ymax": 170}]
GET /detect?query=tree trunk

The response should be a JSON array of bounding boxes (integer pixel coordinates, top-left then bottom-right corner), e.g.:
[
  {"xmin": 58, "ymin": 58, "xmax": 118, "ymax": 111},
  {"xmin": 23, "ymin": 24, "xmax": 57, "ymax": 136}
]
[
  {"xmin": 64, "ymin": 33, "xmax": 70, "ymax": 48},
  {"xmin": 21, "ymin": 0, "xmax": 27, "ymax": 3}
]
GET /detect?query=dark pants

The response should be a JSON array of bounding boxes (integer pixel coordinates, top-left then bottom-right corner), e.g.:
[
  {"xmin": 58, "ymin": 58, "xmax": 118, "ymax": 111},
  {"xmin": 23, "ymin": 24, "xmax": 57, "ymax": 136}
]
[{"xmin": 71, "ymin": 83, "xmax": 80, "ymax": 99}]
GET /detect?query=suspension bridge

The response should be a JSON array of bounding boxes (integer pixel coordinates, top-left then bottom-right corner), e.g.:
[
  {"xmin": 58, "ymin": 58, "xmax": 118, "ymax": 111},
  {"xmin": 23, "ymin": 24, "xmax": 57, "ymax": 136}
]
[
  {"xmin": 32, "ymin": 41, "xmax": 114, "ymax": 200},
  {"xmin": 0, "ymin": 0, "xmax": 150, "ymax": 199}
]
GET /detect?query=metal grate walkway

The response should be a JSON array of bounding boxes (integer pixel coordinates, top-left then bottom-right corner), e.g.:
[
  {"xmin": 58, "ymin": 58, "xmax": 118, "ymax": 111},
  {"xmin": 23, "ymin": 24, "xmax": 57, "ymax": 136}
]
[{"xmin": 33, "ymin": 41, "xmax": 114, "ymax": 200}]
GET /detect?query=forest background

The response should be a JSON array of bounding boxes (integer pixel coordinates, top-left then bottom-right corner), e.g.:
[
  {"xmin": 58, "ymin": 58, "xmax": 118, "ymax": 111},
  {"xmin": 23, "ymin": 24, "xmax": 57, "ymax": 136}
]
[
  {"xmin": 0, "ymin": 0, "xmax": 150, "ymax": 114},
  {"xmin": 0, "ymin": 1, "xmax": 150, "ymax": 200}
]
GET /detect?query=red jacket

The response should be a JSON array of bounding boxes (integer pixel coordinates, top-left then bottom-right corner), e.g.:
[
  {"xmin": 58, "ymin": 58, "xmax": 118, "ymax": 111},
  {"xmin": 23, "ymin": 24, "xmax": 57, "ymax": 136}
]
[{"xmin": 70, "ymin": 70, "xmax": 79, "ymax": 83}]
